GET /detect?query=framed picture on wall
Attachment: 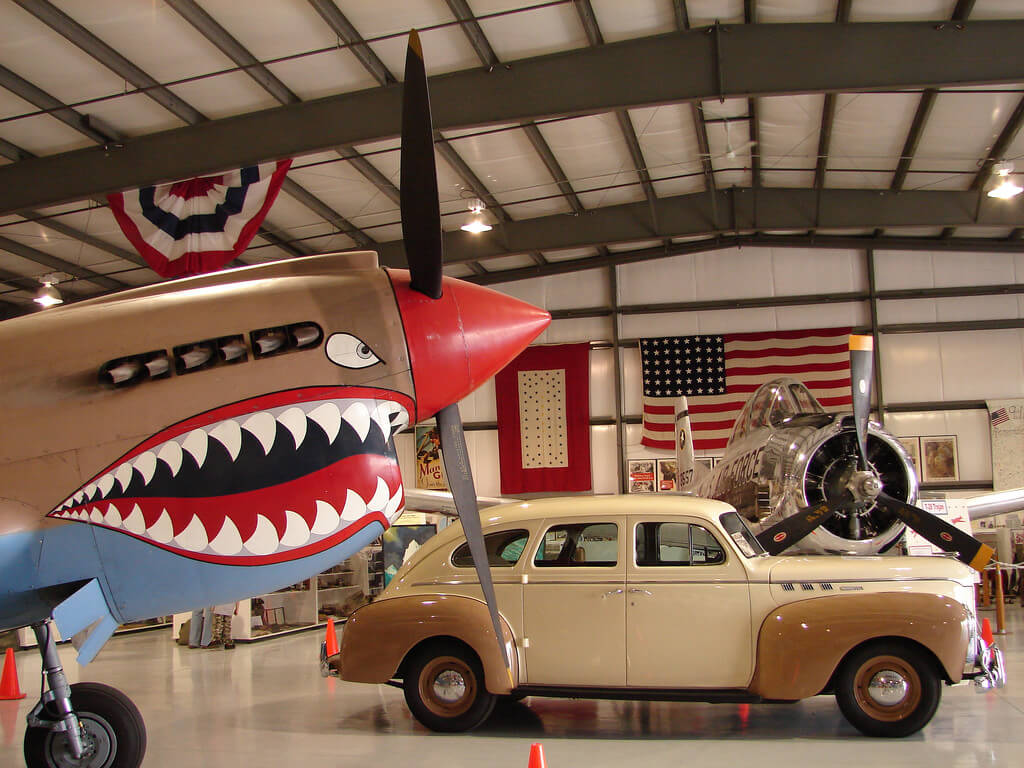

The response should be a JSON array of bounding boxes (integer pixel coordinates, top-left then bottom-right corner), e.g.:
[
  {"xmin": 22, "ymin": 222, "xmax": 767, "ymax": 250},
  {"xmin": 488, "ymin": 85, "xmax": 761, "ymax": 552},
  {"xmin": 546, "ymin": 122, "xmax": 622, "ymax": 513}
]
[
  {"xmin": 657, "ymin": 459, "xmax": 678, "ymax": 492},
  {"xmin": 627, "ymin": 460, "xmax": 656, "ymax": 493},
  {"xmin": 921, "ymin": 435, "xmax": 959, "ymax": 482},
  {"xmin": 897, "ymin": 437, "xmax": 921, "ymax": 476}
]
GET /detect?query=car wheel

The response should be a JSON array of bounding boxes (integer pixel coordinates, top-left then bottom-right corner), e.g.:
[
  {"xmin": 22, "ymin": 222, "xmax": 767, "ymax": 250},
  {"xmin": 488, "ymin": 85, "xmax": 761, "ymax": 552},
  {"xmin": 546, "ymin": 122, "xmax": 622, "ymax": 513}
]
[
  {"xmin": 835, "ymin": 641, "xmax": 941, "ymax": 737},
  {"xmin": 24, "ymin": 682, "xmax": 146, "ymax": 768},
  {"xmin": 403, "ymin": 642, "xmax": 496, "ymax": 732}
]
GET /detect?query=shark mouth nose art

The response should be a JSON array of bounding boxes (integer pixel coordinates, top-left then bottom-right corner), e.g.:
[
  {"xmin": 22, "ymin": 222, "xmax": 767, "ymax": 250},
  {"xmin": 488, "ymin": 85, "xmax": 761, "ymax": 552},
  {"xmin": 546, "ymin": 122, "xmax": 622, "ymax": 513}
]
[{"xmin": 47, "ymin": 387, "xmax": 411, "ymax": 565}]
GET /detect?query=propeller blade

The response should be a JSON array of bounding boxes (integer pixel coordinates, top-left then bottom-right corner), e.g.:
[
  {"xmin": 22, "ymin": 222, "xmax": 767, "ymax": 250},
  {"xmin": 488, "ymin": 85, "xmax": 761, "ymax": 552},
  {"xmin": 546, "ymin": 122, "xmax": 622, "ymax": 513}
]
[
  {"xmin": 436, "ymin": 403, "xmax": 513, "ymax": 684},
  {"xmin": 876, "ymin": 492, "xmax": 994, "ymax": 572},
  {"xmin": 755, "ymin": 503, "xmax": 837, "ymax": 555},
  {"xmin": 849, "ymin": 334, "xmax": 873, "ymax": 471},
  {"xmin": 400, "ymin": 30, "xmax": 443, "ymax": 300}
]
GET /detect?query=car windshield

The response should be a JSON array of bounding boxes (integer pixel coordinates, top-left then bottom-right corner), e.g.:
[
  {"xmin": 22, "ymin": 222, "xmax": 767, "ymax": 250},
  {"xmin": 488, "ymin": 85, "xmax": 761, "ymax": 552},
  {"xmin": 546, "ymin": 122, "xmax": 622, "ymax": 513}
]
[{"xmin": 718, "ymin": 512, "xmax": 766, "ymax": 557}]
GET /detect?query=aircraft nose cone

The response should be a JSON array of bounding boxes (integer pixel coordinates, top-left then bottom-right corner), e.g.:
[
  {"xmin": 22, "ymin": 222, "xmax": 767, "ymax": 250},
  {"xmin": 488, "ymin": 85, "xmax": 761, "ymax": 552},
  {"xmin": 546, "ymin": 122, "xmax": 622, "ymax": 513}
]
[{"xmin": 389, "ymin": 270, "xmax": 551, "ymax": 421}]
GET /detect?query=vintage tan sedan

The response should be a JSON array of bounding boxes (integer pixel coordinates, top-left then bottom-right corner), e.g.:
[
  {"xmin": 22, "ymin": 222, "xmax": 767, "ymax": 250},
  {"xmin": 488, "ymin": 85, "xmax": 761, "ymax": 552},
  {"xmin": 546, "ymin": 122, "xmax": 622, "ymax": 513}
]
[{"xmin": 324, "ymin": 495, "xmax": 1005, "ymax": 737}]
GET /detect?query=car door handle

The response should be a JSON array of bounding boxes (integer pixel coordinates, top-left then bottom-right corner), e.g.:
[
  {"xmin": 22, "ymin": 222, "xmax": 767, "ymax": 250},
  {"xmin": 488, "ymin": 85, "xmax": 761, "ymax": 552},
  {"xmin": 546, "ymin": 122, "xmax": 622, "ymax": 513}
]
[
  {"xmin": 628, "ymin": 588, "xmax": 653, "ymax": 596},
  {"xmin": 602, "ymin": 589, "xmax": 624, "ymax": 598}
]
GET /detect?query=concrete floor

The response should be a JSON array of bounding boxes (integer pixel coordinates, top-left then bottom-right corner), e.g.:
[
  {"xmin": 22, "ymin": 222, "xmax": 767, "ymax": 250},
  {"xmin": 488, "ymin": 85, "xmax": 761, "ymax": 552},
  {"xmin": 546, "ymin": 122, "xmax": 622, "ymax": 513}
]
[{"xmin": 3, "ymin": 607, "xmax": 1024, "ymax": 768}]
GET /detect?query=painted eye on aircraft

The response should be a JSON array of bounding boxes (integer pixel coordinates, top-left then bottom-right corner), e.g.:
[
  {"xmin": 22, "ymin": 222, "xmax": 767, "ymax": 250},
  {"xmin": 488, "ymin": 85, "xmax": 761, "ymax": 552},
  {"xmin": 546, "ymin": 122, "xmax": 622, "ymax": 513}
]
[{"xmin": 325, "ymin": 333, "xmax": 382, "ymax": 369}]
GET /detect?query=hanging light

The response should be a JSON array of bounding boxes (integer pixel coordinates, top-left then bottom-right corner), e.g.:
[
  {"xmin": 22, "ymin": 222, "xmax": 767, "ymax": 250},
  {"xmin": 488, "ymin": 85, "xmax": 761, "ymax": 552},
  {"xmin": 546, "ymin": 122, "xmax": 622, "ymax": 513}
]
[
  {"xmin": 460, "ymin": 198, "xmax": 493, "ymax": 233},
  {"xmin": 34, "ymin": 273, "xmax": 63, "ymax": 307},
  {"xmin": 987, "ymin": 161, "xmax": 1023, "ymax": 199}
]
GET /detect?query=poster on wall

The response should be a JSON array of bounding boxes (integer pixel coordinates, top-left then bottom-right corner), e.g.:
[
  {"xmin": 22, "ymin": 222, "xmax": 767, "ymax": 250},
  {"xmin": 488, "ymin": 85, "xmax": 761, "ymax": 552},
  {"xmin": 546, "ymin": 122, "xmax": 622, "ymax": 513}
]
[
  {"xmin": 382, "ymin": 524, "xmax": 437, "ymax": 586},
  {"xmin": 415, "ymin": 425, "xmax": 447, "ymax": 490},
  {"xmin": 628, "ymin": 460, "xmax": 655, "ymax": 493},
  {"xmin": 987, "ymin": 399, "xmax": 1024, "ymax": 490},
  {"xmin": 897, "ymin": 437, "xmax": 921, "ymax": 476},
  {"xmin": 921, "ymin": 435, "xmax": 959, "ymax": 482},
  {"xmin": 657, "ymin": 459, "xmax": 678, "ymax": 492}
]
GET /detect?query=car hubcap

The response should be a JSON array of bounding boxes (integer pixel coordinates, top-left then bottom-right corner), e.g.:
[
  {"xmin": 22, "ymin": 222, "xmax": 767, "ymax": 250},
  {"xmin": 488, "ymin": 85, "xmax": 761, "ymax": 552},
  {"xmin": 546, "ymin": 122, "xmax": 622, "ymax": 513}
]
[
  {"xmin": 853, "ymin": 655, "xmax": 921, "ymax": 722},
  {"xmin": 433, "ymin": 670, "xmax": 467, "ymax": 703},
  {"xmin": 867, "ymin": 670, "xmax": 909, "ymax": 706}
]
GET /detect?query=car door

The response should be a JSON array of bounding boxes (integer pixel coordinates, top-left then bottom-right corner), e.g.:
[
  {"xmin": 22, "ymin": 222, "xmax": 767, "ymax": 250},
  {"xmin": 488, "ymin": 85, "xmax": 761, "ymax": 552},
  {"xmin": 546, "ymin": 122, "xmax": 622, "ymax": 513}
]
[
  {"xmin": 522, "ymin": 515, "xmax": 626, "ymax": 686},
  {"xmin": 625, "ymin": 517, "xmax": 753, "ymax": 688}
]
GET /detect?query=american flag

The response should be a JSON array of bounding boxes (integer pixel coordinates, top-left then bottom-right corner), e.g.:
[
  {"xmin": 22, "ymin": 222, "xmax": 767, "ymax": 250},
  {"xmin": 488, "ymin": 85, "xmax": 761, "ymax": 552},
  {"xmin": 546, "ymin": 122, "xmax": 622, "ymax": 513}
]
[
  {"xmin": 640, "ymin": 327, "xmax": 853, "ymax": 451},
  {"xmin": 991, "ymin": 407, "xmax": 1010, "ymax": 427}
]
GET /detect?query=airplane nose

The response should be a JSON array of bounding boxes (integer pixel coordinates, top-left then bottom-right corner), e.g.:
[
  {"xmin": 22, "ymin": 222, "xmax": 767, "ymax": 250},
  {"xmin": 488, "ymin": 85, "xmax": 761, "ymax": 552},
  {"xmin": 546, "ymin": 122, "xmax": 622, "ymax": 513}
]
[{"xmin": 388, "ymin": 269, "xmax": 551, "ymax": 421}]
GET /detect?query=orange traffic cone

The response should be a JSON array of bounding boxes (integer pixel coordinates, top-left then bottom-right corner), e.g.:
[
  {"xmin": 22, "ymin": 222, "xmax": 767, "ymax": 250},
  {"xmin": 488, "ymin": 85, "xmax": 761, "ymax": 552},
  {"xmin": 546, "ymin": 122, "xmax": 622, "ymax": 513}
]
[
  {"xmin": 982, "ymin": 617, "xmax": 995, "ymax": 647},
  {"xmin": 0, "ymin": 649, "xmax": 25, "ymax": 700},
  {"xmin": 325, "ymin": 618, "xmax": 339, "ymax": 657},
  {"xmin": 528, "ymin": 743, "xmax": 547, "ymax": 768}
]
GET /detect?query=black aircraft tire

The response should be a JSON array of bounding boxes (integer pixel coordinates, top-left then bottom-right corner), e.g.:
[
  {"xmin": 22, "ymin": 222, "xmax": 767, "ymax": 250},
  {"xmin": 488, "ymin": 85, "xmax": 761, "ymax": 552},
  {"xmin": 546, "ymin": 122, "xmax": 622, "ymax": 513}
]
[
  {"xmin": 24, "ymin": 682, "xmax": 146, "ymax": 768},
  {"xmin": 403, "ymin": 641, "xmax": 496, "ymax": 732},
  {"xmin": 835, "ymin": 641, "xmax": 941, "ymax": 738}
]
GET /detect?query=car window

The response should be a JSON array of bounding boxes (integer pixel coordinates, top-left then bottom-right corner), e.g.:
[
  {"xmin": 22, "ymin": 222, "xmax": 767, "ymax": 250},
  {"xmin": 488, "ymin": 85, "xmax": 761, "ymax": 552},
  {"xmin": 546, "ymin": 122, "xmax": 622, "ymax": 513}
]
[
  {"xmin": 451, "ymin": 529, "xmax": 530, "ymax": 568},
  {"xmin": 635, "ymin": 522, "xmax": 726, "ymax": 566},
  {"xmin": 718, "ymin": 512, "xmax": 765, "ymax": 557},
  {"xmin": 535, "ymin": 522, "xmax": 618, "ymax": 567}
]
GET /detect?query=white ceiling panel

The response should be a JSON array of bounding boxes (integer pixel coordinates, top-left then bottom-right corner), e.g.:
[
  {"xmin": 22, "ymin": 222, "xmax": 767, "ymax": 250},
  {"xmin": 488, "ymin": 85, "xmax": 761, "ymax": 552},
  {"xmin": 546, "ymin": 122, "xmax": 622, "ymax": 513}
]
[
  {"xmin": 955, "ymin": 226, "xmax": 1014, "ymax": 238},
  {"xmin": 758, "ymin": 93, "xmax": 823, "ymax": 185},
  {"xmin": 536, "ymin": 113, "xmax": 637, "ymax": 203},
  {"xmin": 590, "ymin": 0, "xmax": 676, "ymax": 42},
  {"xmin": 704, "ymin": 99, "xmax": 754, "ymax": 188},
  {"xmin": 480, "ymin": 254, "xmax": 535, "ymax": 271},
  {"xmin": 0, "ymin": 89, "xmax": 91, "ymax": 156},
  {"xmin": 910, "ymin": 91, "xmax": 1021, "ymax": 180},
  {"xmin": 543, "ymin": 247, "xmax": 600, "ymax": 262},
  {"xmin": 629, "ymin": 105, "xmax": 704, "ymax": 197},
  {"xmin": 900, "ymin": 171, "xmax": 973, "ymax": 191},
  {"xmin": 470, "ymin": 0, "xmax": 588, "ymax": 61},
  {"xmin": 756, "ymin": 0, "xmax": 838, "ymax": 23},
  {"xmin": 825, "ymin": 93, "xmax": 919, "ymax": 189},
  {"xmin": 0, "ymin": 221, "xmax": 128, "ymax": 272},
  {"xmin": 288, "ymin": 151, "xmax": 396, "ymax": 221},
  {"xmin": 297, "ymin": 233, "xmax": 358, "ymax": 254},
  {"xmin": 442, "ymin": 262, "xmax": 475, "ymax": 278},
  {"xmin": 973, "ymin": 0, "xmax": 1024, "ymax": 18},
  {"xmin": 167, "ymin": 73, "xmax": 276, "ymax": 122},
  {"xmin": 883, "ymin": 226, "xmax": 946, "ymax": 237},
  {"xmin": 267, "ymin": 50, "xmax": 381, "ymax": 102},
  {"xmin": 340, "ymin": 1, "xmax": 479, "ymax": 78},
  {"xmin": 685, "ymin": 0, "xmax": 744, "ymax": 27},
  {"xmin": 849, "ymin": 0, "xmax": 957, "ymax": 21}
]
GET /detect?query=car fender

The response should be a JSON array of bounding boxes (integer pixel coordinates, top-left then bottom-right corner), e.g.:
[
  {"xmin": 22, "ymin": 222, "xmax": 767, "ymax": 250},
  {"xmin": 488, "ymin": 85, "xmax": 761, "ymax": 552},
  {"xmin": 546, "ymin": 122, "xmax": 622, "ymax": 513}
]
[
  {"xmin": 338, "ymin": 593, "xmax": 519, "ymax": 694},
  {"xmin": 748, "ymin": 592, "xmax": 970, "ymax": 700}
]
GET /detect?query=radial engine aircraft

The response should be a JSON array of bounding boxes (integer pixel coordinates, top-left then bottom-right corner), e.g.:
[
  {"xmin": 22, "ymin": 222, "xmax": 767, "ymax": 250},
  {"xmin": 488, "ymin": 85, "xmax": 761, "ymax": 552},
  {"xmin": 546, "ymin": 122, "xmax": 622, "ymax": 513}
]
[
  {"xmin": 675, "ymin": 336, "xmax": 994, "ymax": 569},
  {"xmin": 0, "ymin": 32, "xmax": 548, "ymax": 768}
]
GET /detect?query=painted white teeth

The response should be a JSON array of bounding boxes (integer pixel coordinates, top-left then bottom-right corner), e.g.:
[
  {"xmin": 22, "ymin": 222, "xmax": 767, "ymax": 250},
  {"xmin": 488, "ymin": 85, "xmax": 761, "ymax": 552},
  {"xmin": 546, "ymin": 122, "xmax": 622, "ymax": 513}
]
[
  {"xmin": 182, "ymin": 429, "xmax": 208, "ymax": 468},
  {"xmin": 367, "ymin": 477, "xmax": 390, "ymax": 512},
  {"xmin": 149, "ymin": 509, "xmax": 174, "ymax": 543},
  {"xmin": 342, "ymin": 403, "xmax": 371, "ymax": 443},
  {"xmin": 124, "ymin": 504, "xmax": 146, "ymax": 534},
  {"xmin": 281, "ymin": 510, "xmax": 311, "ymax": 547},
  {"xmin": 175, "ymin": 516, "xmax": 209, "ymax": 552},
  {"xmin": 244, "ymin": 515, "xmax": 279, "ymax": 555},
  {"xmin": 90, "ymin": 507, "xmax": 104, "ymax": 524},
  {"xmin": 278, "ymin": 407, "xmax": 307, "ymax": 449},
  {"xmin": 209, "ymin": 517, "xmax": 243, "ymax": 556},
  {"xmin": 114, "ymin": 463, "xmax": 134, "ymax": 493},
  {"xmin": 307, "ymin": 402, "xmax": 341, "ymax": 444},
  {"xmin": 157, "ymin": 441, "xmax": 184, "ymax": 477},
  {"xmin": 370, "ymin": 404, "xmax": 392, "ymax": 441},
  {"xmin": 104, "ymin": 504, "xmax": 122, "ymax": 527},
  {"xmin": 384, "ymin": 487, "xmax": 404, "ymax": 521},
  {"xmin": 312, "ymin": 499, "xmax": 341, "ymax": 534},
  {"xmin": 84, "ymin": 483, "xmax": 98, "ymax": 501},
  {"xmin": 74, "ymin": 490, "xmax": 85, "ymax": 506},
  {"xmin": 134, "ymin": 452, "xmax": 158, "ymax": 485},
  {"xmin": 340, "ymin": 490, "xmax": 367, "ymax": 523},
  {"xmin": 242, "ymin": 412, "xmax": 277, "ymax": 455},
  {"xmin": 97, "ymin": 474, "xmax": 115, "ymax": 498},
  {"xmin": 209, "ymin": 420, "xmax": 242, "ymax": 461}
]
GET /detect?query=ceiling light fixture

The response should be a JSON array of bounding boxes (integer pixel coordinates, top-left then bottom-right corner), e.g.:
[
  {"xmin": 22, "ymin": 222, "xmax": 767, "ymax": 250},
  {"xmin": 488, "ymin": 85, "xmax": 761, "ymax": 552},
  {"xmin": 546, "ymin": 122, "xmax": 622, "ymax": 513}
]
[
  {"xmin": 460, "ymin": 198, "xmax": 493, "ymax": 233},
  {"xmin": 987, "ymin": 161, "xmax": 1023, "ymax": 199},
  {"xmin": 34, "ymin": 273, "xmax": 64, "ymax": 308}
]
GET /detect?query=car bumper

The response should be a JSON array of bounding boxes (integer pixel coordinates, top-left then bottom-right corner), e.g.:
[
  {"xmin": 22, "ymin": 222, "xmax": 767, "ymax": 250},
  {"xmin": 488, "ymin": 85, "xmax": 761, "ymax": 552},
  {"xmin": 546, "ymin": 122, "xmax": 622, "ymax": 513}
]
[{"xmin": 965, "ymin": 642, "xmax": 1007, "ymax": 692}]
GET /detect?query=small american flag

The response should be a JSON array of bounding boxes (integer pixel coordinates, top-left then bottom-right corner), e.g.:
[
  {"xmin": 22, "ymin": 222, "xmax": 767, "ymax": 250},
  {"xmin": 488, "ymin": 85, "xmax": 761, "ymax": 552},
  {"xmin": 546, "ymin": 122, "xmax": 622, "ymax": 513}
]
[
  {"xmin": 991, "ymin": 407, "xmax": 1010, "ymax": 427},
  {"xmin": 640, "ymin": 327, "xmax": 853, "ymax": 451}
]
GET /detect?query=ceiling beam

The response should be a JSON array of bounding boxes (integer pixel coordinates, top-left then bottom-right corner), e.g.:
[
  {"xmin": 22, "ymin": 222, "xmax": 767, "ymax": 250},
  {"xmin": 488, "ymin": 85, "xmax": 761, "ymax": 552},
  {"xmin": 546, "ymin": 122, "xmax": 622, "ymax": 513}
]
[
  {"xmin": 371, "ymin": 186, "xmax": 1024, "ymax": 267},
  {"xmin": 0, "ymin": 63, "xmax": 116, "ymax": 144},
  {"xmin": 0, "ymin": 233, "xmax": 124, "ymax": 289},
  {"xmin": 3, "ymin": 20, "xmax": 1023, "ymax": 213}
]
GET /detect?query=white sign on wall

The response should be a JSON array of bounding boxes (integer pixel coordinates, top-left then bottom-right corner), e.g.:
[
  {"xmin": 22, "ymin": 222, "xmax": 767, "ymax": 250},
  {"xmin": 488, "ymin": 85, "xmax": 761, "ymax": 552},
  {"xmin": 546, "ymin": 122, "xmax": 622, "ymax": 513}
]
[{"xmin": 905, "ymin": 499, "xmax": 975, "ymax": 557}]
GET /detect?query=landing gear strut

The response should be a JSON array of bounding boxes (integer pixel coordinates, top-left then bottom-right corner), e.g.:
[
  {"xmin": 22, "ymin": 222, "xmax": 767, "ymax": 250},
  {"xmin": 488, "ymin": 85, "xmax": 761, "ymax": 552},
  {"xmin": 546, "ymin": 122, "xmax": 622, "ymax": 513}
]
[{"xmin": 22, "ymin": 620, "xmax": 146, "ymax": 768}]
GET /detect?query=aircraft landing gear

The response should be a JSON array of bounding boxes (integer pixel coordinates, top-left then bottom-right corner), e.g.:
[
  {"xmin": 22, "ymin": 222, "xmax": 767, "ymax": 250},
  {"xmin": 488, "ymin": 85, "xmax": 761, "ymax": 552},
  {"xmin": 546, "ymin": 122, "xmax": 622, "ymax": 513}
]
[{"xmin": 22, "ymin": 621, "xmax": 146, "ymax": 768}]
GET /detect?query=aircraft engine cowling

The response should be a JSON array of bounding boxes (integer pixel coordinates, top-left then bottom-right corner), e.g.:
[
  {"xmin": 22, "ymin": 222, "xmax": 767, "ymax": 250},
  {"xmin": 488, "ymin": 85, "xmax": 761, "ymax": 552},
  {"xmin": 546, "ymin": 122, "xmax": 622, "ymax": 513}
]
[{"xmin": 780, "ymin": 418, "xmax": 917, "ymax": 555}]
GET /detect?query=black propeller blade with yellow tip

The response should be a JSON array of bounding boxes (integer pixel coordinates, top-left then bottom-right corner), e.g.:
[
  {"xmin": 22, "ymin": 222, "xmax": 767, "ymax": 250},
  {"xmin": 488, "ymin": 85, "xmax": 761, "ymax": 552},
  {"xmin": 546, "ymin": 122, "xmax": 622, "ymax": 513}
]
[{"xmin": 399, "ymin": 30, "xmax": 513, "ymax": 684}]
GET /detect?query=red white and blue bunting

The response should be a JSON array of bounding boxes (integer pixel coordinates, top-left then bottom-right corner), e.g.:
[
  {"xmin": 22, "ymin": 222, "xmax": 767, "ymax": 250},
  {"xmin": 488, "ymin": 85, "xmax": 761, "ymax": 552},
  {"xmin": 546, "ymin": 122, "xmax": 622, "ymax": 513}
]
[{"xmin": 108, "ymin": 159, "xmax": 292, "ymax": 278}]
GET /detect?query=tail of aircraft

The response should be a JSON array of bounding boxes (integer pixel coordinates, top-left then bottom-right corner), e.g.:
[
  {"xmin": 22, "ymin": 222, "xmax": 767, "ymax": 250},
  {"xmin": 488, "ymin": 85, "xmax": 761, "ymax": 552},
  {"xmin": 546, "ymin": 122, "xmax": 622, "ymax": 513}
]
[{"xmin": 675, "ymin": 396, "xmax": 697, "ymax": 491}]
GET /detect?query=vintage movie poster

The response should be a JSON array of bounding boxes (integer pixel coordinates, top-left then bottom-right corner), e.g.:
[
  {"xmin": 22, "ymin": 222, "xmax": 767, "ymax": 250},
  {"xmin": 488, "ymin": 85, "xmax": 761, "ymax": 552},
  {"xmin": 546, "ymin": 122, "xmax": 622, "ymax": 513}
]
[
  {"xmin": 921, "ymin": 435, "xmax": 958, "ymax": 482},
  {"xmin": 628, "ymin": 459, "xmax": 655, "ymax": 493},
  {"xmin": 657, "ymin": 459, "xmax": 678, "ymax": 492},
  {"xmin": 415, "ymin": 424, "xmax": 447, "ymax": 490}
]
